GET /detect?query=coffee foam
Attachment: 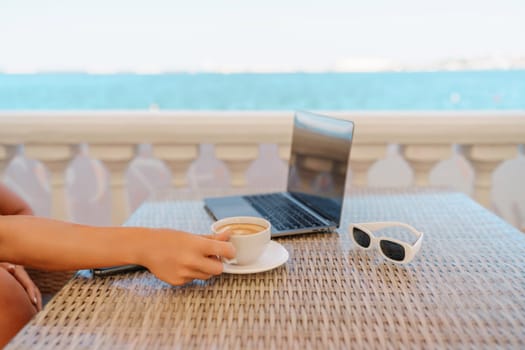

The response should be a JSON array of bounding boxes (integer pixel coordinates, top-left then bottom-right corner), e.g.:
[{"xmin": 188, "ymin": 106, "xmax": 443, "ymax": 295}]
[{"xmin": 216, "ymin": 223, "xmax": 266, "ymax": 235}]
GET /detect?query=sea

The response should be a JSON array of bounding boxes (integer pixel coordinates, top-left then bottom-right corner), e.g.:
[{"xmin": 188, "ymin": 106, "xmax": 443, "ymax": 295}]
[{"xmin": 0, "ymin": 70, "xmax": 524, "ymax": 110}]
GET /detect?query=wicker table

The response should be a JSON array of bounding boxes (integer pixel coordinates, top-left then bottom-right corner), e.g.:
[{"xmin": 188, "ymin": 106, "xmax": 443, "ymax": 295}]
[{"xmin": 8, "ymin": 188, "xmax": 525, "ymax": 349}]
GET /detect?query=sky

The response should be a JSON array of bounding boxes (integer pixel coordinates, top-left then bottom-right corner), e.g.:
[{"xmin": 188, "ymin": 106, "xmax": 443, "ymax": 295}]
[{"xmin": 0, "ymin": 0, "xmax": 524, "ymax": 73}]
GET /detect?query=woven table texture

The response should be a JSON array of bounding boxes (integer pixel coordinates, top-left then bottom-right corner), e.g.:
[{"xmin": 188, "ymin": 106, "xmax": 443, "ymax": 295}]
[{"xmin": 8, "ymin": 189, "xmax": 525, "ymax": 349}]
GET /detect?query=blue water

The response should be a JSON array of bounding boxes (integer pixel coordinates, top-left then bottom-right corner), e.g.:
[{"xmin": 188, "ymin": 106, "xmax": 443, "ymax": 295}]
[{"xmin": 0, "ymin": 70, "xmax": 524, "ymax": 110}]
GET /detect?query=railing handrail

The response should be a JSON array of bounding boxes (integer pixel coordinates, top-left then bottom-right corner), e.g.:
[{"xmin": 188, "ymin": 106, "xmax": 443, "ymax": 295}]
[{"xmin": 1, "ymin": 110, "xmax": 524, "ymax": 144}]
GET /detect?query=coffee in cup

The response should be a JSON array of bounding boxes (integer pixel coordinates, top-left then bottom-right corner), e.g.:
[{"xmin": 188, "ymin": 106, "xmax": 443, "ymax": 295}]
[
  {"xmin": 215, "ymin": 223, "xmax": 267, "ymax": 235},
  {"xmin": 211, "ymin": 216, "xmax": 271, "ymax": 265}
]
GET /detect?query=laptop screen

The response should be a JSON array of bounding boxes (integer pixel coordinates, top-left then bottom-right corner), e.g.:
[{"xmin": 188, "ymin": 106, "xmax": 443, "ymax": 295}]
[{"xmin": 286, "ymin": 111, "xmax": 354, "ymax": 225}]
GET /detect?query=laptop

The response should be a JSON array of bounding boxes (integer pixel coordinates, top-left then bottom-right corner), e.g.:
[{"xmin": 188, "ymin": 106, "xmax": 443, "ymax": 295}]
[{"xmin": 204, "ymin": 111, "xmax": 354, "ymax": 237}]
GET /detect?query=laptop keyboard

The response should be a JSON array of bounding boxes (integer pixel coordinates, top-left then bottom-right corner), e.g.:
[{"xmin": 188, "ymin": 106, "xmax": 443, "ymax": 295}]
[{"xmin": 243, "ymin": 193, "xmax": 325, "ymax": 231}]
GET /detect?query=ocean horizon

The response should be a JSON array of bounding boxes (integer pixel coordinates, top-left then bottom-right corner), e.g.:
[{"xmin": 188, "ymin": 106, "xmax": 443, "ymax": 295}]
[{"xmin": 1, "ymin": 70, "xmax": 524, "ymax": 111}]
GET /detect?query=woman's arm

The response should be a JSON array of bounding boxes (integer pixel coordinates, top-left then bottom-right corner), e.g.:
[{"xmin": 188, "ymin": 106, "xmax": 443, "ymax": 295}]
[
  {"xmin": 0, "ymin": 185, "xmax": 33, "ymax": 215},
  {"xmin": 0, "ymin": 215, "xmax": 235, "ymax": 286}
]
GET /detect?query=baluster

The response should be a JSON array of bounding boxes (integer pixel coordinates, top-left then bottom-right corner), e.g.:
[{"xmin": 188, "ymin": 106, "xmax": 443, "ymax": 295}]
[
  {"xmin": 215, "ymin": 144, "xmax": 259, "ymax": 187},
  {"xmin": 154, "ymin": 144, "xmax": 199, "ymax": 187},
  {"xmin": 26, "ymin": 144, "xmax": 74, "ymax": 220},
  {"xmin": 519, "ymin": 144, "xmax": 525, "ymax": 156},
  {"xmin": 0, "ymin": 144, "xmax": 21, "ymax": 175},
  {"xmin": 403, "ymin": 144, "xmax": 452, "ymax": 186},
  {"xmin": 350, "ymin": 144, "xmax": 386, "ymax": 187},
  {"xmin": 90, "ymin": 144, "xmax": 134, "ymax": 225},
  {"xmin": 464, "ymin": 144, "xmax": 518, "ymax": 208}
]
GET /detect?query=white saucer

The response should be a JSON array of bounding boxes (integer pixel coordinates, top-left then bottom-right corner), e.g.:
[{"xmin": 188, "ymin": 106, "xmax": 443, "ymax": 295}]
[{"xmin": 223, "ymin": 240, "xmax": 289, "ymax": 274}]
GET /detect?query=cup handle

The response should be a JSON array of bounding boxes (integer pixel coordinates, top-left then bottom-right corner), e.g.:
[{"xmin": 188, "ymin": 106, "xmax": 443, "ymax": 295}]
[{"xmin": 222, "ymin": 257, "xmax": 237, "ymax": 265}]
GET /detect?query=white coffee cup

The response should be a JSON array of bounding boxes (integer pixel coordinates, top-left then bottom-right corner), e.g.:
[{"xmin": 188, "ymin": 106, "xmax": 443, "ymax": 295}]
[{"xmin": 211, "ymin": 216, "xmax": 271, "ymax": 265}]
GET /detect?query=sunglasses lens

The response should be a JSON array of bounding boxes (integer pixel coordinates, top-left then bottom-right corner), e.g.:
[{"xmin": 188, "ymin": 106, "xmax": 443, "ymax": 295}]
[
  {"xmin": 379, "ymin": 240, "xmax": 405, "ymax": 261},
  {"xmin": 352, "ymin": 227, "xmax": 371, "ymax": 248}
]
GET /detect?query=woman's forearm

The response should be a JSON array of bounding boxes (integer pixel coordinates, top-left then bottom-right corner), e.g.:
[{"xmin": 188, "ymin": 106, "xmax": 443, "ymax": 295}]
[
  {"xmin": 0, "ymin": 215, "xmax": 145, "ymax": 270},
  {"xmin": 0, "ymin": 214, "xmax": 236, "ymax": 286}
]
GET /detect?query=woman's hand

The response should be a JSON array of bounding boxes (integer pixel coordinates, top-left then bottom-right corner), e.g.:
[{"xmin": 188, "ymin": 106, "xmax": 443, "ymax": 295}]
[
  {"xmin": 0, "ymin": 263, "xmax": 42, "ymax": 311},
  {"xmin": 139, "ymin": 230, "xmax": 235, "ymax": 286}
]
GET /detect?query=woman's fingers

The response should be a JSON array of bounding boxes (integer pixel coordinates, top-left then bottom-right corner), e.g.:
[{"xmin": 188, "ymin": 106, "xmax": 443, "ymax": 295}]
[
  {"xmin": 34, "ymin": 283, "xmax": 42, "ymax": 311},
  {"xmin": 200, "ymin": 238, "xmax": 236, "ymax": 260},
  {"xmin": 160, "ymin": 259, "xmax": 218, "ymax": 286},
  {"xmin": 19, "ymin": 269, "xmax": 41, "ymax": 310},
  {"xmin": 185, "ymin": 257, "xmax": 225, "ymax": 281},
  {"xmin": 5, "ymin": 265, "xmax": 42, "ymax": 311},
  {"xmin": 196, "ymin": 256, "xmax": 226, "ymax": 276},
  {"xmin": 178, "ymin": 252, "xmax": 225, "ymax": 277},
  {"xmin": 188, "ymin": 270, "xmax": 214, "ymax": 281},
  {"xmin": 0, "ymin": 262, "xmax": 15, "ymax": 272},
  {"xmin": 203, "ymin": 231, "xmax": 231, "ymax": 241}
]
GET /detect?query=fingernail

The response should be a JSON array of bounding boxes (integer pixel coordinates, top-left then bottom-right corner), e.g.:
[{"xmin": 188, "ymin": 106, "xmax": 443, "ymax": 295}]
[{"xmin": 33, "ymin": 296, "xmax": 37, "ymax": 305}]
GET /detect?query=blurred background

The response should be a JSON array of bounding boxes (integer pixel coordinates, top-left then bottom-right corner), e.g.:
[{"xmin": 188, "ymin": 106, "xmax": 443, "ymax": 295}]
[{"xmin": 0, "ymin": 0, "xmax": 524, "ymax": 229}]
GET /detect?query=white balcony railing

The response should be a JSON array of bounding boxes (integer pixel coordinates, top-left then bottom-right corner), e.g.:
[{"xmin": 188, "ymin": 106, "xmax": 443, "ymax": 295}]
[{"xmin": 1, "ymin": 111, "xmax": 524, "ymax": 231}]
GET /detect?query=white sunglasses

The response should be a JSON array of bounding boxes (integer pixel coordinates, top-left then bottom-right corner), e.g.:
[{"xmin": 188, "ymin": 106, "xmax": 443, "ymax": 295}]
[{"xmin": 349, "ymin": 221, "xmax": 424, "ymax": 264}]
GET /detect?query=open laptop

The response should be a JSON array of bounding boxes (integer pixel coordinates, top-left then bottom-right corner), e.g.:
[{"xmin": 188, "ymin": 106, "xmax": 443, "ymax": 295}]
[{"xmin": 204, "ymin": 111, "xmax": 354, "ymax": 237}]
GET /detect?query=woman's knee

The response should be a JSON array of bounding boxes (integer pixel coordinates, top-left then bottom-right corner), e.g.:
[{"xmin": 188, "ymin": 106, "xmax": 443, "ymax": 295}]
[{"xmin": 0, "ymin": 268, "xmax": 37, "ymax": 347}]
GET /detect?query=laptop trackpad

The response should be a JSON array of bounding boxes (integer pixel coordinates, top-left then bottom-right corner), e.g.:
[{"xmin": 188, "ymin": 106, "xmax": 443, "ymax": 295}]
[{"xmin": 204, "ymin": 196, "xmax": 261, "ymax": 220}]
